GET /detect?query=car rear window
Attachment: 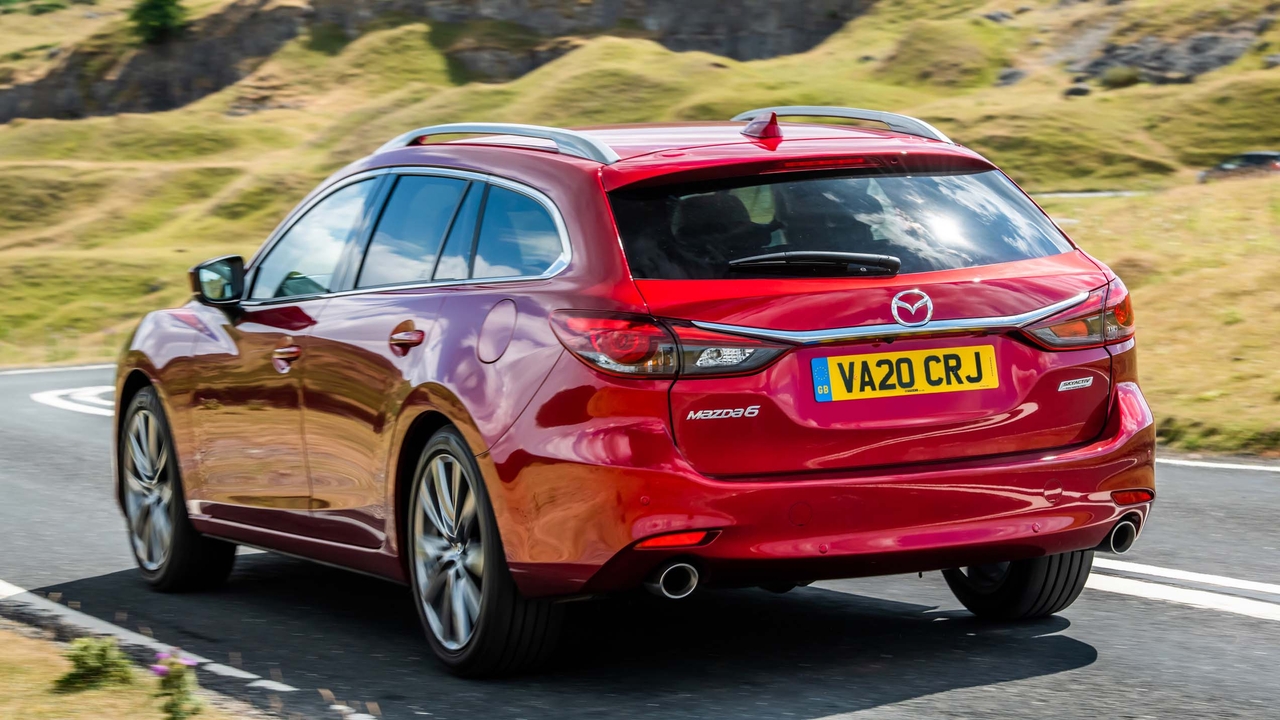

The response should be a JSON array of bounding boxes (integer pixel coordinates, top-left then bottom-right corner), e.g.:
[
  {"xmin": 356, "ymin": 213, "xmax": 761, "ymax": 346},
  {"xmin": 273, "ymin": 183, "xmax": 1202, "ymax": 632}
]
[{"xmin": 609, "ymin": 170, "xmax": 1073, "ymax": 279}]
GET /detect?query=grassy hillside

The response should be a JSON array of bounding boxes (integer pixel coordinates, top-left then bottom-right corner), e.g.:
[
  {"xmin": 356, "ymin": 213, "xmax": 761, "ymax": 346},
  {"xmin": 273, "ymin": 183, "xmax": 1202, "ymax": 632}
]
[{"xmin": 0, "ymin": 0, "xmax": 1278, "ymax": 452}]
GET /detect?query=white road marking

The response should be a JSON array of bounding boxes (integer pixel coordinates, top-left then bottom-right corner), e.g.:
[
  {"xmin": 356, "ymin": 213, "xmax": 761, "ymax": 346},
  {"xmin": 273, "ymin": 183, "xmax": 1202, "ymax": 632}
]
[
  {"xmin": 69, "ymin": 386, "xmax": 115, "ymax": 407},
  {"xmin": 203, "ymin": 663, "xmax": 259, "ymax": 680},
  {"xmin": 29, "ymin": 386, "xmax": 114, "ymax": 417},
  {"xmin": 1156, "ymin": 457, "xmax": 1280, "ymax": 474},
  {"xmin": 1095, "ymin": 558, "xmax": 1280, "ymax": 597},
  {"xmin": 0, "ymin": 364, "xmax": 114, "ymax": 377},
  {"xmin": 0, "ymin": 578, "xmax": 26, "ymax": 601},
  {"xmin": 247, "ymin": 679, "xmax": 299, "ymax": 692},
  {"xmin": 1086, "ymin": 573, "xmax": 1280, "ymax": 622}
]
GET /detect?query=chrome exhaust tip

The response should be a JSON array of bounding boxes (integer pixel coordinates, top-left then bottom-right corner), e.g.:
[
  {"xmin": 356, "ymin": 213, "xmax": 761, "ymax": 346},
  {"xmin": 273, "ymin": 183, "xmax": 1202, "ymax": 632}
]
[
  {"xmin": 645, "ymin": 562, "xmax": 699, "ymax": 600},
  {"xmin": 1102, "ymin": 519, "xmax": 1139, "ymax": 554}
]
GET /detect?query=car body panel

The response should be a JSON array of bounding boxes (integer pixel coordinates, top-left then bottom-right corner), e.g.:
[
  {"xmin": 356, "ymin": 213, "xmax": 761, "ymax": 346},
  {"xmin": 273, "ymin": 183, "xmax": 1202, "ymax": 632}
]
[
  {"xmin": 491, "ymin": 344, "xmax": 1152, "ymax": 597},
  {"xmin": 114, "ymin": 120, "xmax": 1156, "ymax": 599},
  {"xmin": 184, "ymin": 300, "xmax": 321, "ymax": 533}
]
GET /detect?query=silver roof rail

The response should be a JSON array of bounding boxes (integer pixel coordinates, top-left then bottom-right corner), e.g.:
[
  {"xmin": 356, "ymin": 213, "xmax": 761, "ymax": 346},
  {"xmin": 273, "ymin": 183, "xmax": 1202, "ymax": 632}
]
[
  {"xmin": 732, "ymin": 106, "xmax": 952, "ymax": 144},
  {"xmin": 376, "ymin": 122, "xmax": 622, "ymax": 165}
]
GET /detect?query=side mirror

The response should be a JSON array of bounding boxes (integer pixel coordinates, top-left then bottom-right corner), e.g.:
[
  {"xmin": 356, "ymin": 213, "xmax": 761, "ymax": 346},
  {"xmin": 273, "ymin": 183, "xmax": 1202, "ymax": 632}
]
[{"xmin": 190, "ymin": 256, "xmax": 245, "ymax": 306}]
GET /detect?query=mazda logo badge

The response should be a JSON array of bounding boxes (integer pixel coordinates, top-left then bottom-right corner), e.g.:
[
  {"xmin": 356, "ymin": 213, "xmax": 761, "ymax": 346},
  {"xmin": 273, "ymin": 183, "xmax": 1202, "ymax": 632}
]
[{"xmin": 891, "ymin": 290, "xmax": 933, "ymax": 328}]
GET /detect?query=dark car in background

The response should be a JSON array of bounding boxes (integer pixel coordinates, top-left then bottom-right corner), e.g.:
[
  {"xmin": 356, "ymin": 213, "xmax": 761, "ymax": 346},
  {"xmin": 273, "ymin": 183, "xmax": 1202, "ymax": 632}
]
[{"xmin": 1198, "ymin": 151, "xmax": 1280, "ymax": 183}]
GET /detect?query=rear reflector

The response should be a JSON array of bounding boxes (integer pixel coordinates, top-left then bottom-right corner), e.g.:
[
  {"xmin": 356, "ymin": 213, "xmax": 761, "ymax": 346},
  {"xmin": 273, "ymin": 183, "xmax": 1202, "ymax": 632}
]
[
  {"xmin": 636, "ymin": 531, "xmax": 712, "ymax": 549},
  {"xmin": 1112, "ymin": 489, "xmax": 1155, "ymax": 505}
]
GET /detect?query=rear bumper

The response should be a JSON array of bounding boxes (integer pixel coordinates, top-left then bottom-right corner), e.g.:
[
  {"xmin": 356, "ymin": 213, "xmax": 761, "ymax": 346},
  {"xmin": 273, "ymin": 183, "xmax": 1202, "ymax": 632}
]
[{"xmin": 491, "ymin": 380, "xmax": 1155, "ymax": 598}]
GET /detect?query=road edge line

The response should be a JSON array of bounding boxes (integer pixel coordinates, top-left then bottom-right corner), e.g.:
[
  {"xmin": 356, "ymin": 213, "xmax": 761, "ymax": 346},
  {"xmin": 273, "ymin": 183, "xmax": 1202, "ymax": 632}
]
[
  {"xmin": 0, "ymin": 577, "xmax": 211, "ymax": 662},
  {"xmin": 1156, "ymin": 457, "xmax": 1280, "ymax": 474},
  {"xmin": 1094, "ymin": 558, "xmax": 1280, "ymax": 597},
  {"xmin": 0, "ymin": 576, "xmax": 305, "ymax": 695},
  {"xmin": 0, "ymin": 364, "xmax": 115, "ymax": 377},
  {"xmin": 1086, "ymin": 573, "xmax": 1280, "ymax": 622}
]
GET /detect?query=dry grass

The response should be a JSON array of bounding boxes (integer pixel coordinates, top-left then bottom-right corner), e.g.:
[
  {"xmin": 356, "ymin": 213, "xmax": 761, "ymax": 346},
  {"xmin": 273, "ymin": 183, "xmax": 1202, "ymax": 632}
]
[
  {"xmin": 0, "ymin": 624, "xmax": 239, "ymax": 720},
  {"xmin": 1041, "ymin": 176, "xmax": 1280, "ymax": 453}
]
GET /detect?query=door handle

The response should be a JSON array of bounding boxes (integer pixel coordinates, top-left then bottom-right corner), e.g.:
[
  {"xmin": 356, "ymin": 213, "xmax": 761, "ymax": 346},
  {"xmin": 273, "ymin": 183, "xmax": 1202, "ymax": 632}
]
[
  {"xmin": 272, "ymin": 345, "xmax": 302, "ymax": 373},
  {"xmin": 389, "ymin": 329, "xmax": 425, "ymax": 357}
]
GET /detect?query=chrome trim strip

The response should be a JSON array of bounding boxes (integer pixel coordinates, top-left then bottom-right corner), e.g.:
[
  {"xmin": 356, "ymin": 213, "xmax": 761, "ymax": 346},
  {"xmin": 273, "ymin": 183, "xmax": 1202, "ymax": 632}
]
[
  {"xmin": 377, "ymin": 122, "xmax": 622, "ymax": 165},
  {"xmin": 690, "ymin": 291, "xmax": 1090, "ymax": 345},
  {"xmin": 732, "ymin": 106, "xmax": 953, "ymax": 144},
  {"xmin": 239, "ymin": 166, "xmax": 573, "ymax": 308}
]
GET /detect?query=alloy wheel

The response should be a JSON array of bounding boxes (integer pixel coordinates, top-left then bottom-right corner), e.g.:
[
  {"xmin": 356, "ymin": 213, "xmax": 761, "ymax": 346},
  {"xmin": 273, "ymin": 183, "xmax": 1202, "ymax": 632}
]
[
  {"xmin": 411, "ymin": 451, "xmax": 485, "ymax": 651},
  {"xmin": 122, "ymin": 409, "xmax": 174, "ymax": 572}
]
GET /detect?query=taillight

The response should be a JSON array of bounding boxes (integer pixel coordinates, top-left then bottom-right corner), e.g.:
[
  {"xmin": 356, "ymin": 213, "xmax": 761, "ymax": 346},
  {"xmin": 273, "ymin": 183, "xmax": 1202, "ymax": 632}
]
[
  {"xmin": 550, "ymin": 312, "xmax": 789, "ymax": 378},
  {"xmin": 1023, "ymin": 278, "xmax": 1135, "ymax": 350},
  {"xmin": 549, "ymin": 312, "xmax": 678, "ymax": 377},
  {"xmin": 667, "ymin": 323, "xmax": 788, "ymax": 376}
]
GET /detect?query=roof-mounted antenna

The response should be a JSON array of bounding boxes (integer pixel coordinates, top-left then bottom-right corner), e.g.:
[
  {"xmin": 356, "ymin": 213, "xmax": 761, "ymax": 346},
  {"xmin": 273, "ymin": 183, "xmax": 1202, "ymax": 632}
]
[{"xmin": 741, "ymin": 112, "xmax": 782, "ymax": 139}]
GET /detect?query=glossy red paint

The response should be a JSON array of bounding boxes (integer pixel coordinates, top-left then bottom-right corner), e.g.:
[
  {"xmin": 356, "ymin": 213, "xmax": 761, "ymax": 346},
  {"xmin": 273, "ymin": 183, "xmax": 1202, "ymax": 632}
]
[{"xmin": 115, "ymin": 120, "xmax": 1155, "ymax": 601}]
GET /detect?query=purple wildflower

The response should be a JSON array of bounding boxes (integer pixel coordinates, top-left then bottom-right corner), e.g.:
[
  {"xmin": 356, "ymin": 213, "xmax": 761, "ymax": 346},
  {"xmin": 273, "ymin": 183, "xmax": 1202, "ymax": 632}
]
[{"xmin": 150, "ymin": 664, "xmax": 170, "ymax": 677}]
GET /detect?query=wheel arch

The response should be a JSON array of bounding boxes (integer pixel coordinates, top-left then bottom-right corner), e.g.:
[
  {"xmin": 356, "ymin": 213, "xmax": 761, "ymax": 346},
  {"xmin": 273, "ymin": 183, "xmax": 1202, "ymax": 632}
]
[{"xmin": 392, "ymin": 408, "xmax": 454, "ymax": 574}]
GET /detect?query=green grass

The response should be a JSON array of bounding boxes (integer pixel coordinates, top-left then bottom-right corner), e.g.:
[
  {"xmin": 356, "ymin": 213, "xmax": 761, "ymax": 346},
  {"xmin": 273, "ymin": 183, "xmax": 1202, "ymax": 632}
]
[
  {"xmin": 75, "ymin": 167, "xmax": 243, "ymax": 247},
  {"xmin": 1148, "ymin": 74, "xmax": 1280, "ymax": 166},
  {"xmin": 0, "ymin": 623, "xmax": 238, "ymax": 720},
  {"xmin": 876, "ymin": 18, "xmax": 1014, "ymax": 89},
  {"xmin": 0, "ymin": 114, "xmax": 297, "ymax": 161},
  {"xmin": 1111, "ymin": 0, "xmax": 1278, "ymax": 39},
  {"xmin": 0, "ymin": 168, "xmax": 113, "ymax": 234}
]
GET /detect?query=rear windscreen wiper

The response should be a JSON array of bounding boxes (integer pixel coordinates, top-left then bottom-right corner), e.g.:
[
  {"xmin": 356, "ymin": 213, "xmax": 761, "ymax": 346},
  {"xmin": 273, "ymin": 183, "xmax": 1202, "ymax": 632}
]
[{"xmin": 728, "ymin": 251, "xmax": 901, "ymax": 276}]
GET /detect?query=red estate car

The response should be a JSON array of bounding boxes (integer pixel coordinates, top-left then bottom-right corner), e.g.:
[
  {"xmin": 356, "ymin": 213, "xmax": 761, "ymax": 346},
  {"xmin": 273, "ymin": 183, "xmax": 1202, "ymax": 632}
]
[{"xmin": 115, "ymin": 107, "xmax": 1155, "ymax": 676}]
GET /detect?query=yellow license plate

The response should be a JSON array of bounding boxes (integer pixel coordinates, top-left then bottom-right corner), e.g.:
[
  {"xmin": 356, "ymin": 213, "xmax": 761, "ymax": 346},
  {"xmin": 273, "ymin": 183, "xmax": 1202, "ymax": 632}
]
[{"xmin": 812, "ymin": 345, "xmax": 999, "ymax": 402}]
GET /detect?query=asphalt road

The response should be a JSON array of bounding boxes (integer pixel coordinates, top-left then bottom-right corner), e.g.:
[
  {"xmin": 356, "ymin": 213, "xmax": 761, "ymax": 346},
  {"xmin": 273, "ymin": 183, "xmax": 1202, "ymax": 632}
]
[{"xmin": 2, "ymin": 366, "xmax": 1279, "ymax": 719}]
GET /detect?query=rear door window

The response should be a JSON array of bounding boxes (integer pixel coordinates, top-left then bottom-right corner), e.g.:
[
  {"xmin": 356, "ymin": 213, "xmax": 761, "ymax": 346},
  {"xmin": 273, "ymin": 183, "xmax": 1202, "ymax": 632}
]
[
  {"xmin": 610, "ymin": 170, "xmax": 1074, "ymax": 279},
  {"xmin": 472, "ymin": 186, "xmax": 563, "ymax": 279},
  {"xmin": 357, "ymin": 175, "xmax": 469, "ymax": 288}
]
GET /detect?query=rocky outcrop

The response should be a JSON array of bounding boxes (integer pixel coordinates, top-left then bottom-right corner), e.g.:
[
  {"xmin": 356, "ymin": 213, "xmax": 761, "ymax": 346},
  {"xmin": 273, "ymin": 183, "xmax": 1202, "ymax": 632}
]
[
  {"xmin": 309, "ymin": 0, "xmax": 876, "ymax": 61},
  {"xmin": 446, "ymin": 36, "xmax": 585, "ymax": 82},
  {"xmin": 0, "ymin": 0, "xmax": 310, "ymax": 123},
  {"xmin": 0, "ymin": 0, "xmax": 878, "ymax": 121},
  {"xmin": 1071, "ymin": 16, "xmax": 1274, "ymax": 84}
]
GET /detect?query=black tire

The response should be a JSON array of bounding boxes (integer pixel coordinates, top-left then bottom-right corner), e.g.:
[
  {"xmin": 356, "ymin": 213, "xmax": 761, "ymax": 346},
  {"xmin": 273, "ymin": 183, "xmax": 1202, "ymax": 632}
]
[
  {"xmin": 942, "ymin": 549, "xmax": 1093, "ymax": 620},
  {"xmin": 119, "ymin": 386, "xmax": 236, "ymax": 592},
  {"xmin": 407, "ymin": 427, "xmax": 562, "ymax": 677}
]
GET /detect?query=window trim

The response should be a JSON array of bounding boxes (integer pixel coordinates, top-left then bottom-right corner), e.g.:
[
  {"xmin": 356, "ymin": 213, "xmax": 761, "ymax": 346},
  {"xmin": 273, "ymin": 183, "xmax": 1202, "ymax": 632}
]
[{"xmin": 241, "ymin": 166, "xmax": 572, "ymax": 307}]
